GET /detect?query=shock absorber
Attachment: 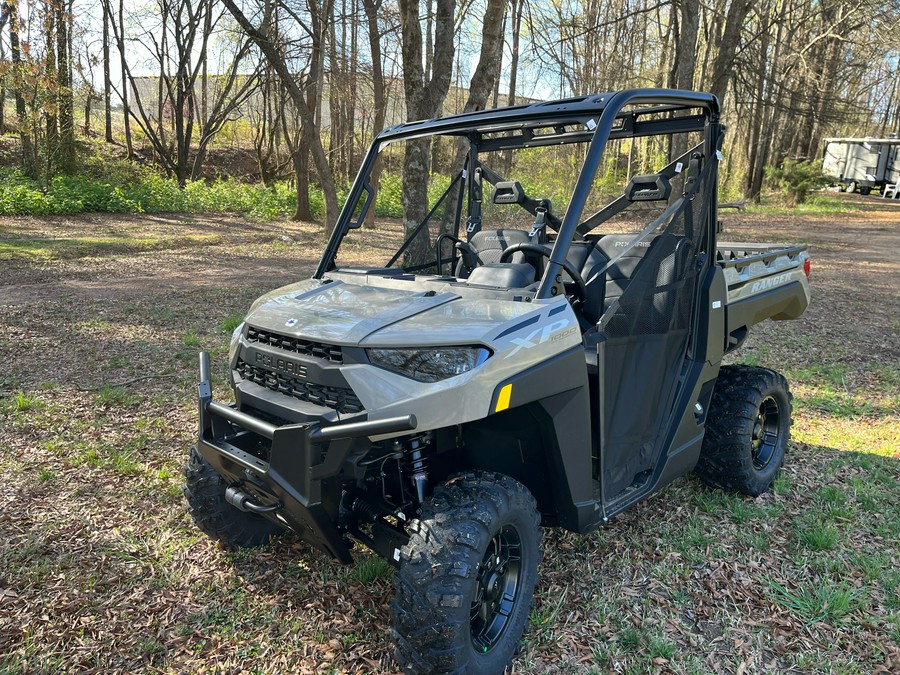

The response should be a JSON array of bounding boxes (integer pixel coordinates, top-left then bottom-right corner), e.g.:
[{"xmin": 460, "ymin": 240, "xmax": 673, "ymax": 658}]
[{"xmin": 403, "ymin": 433, "xmax": 432, "ymax": 504}]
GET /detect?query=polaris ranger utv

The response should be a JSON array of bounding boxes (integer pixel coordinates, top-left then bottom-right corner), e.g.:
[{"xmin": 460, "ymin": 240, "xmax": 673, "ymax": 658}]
[{"xmin": 185, "ymin": 89, "xmax": 810, "ymax": 674}]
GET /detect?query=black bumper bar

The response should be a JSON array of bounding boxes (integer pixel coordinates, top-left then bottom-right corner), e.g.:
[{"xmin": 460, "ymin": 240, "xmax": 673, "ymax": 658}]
[{"xmin": 195, "ymin": 352, "xmax": 417, "ymax": 562}]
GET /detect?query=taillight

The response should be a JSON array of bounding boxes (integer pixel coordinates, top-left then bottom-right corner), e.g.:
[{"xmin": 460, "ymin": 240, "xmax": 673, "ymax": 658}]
[{"xmin": 803, "ymin": 258, "xmax": 811, "ymax": 279}]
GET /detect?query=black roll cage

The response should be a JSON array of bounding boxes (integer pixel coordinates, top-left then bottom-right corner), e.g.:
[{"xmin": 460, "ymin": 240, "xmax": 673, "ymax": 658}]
[{"xmin": 315, "ymin": 88, "xmax": 721, "ymax": 301}]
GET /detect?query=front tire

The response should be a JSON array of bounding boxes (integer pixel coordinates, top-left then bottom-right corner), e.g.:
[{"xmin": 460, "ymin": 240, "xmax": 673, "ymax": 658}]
[
  {"xmin": 391, "ymin": 471, "xmax": 541, "ymax": 675},
  {"xmin": 183, "ymin": 446, "xmax": 284, "ymax": 548},
  {"xmin": 695, "ymin": 366, "xmax": 792, "ymax": 496}
]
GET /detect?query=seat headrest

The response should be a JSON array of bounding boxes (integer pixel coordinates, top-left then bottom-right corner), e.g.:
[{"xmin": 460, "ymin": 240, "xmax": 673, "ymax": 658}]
[{"xmin": 469, "ymin": 228, "xmax": 532, "ymax": 252}]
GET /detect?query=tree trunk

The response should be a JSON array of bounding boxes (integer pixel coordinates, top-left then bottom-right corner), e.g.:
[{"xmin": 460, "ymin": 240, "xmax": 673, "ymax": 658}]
[
  {"xmin": 744, "ymin": 11, "xmax": 770, "ymax": 201},
  {"xmin": 670, "ymin": 0, "xmax": 700, "ymax": 164},
  {"xmin": 348, "ymin": 0, "xmax": 358, "ymax": 175},
  {"xmin": 500, "ymin": 0, "xmax": 523, "ymax": 174},
  {"xmin": 296, "ymin": 130, "xmax": 313, "ymax": 220},
  {"xmin": 447, "ymin": 0, "xmax": 506, "ymax": 214},
  {"xmin": 327, "ymin": 5, "xmax": 341, "ymax": 180},
  {"xmin": 461, "ymin": 0, "xmax": 505, "ymax": 114},
  {"xmin": 84, "ymin": 92, "xmax": 93, "ymax": 135},
  {"xmin": 398, "ymin": 0, "xmax": 456, "ymax": 265},
  {"xmin": 118, "ymin": 0, "xmax": 133, "ymax": 158},
  {"xmin": 102, "ymin": 0, "xmax": 113, "ymax": 142},
  {"xmin": 362, "ymin": 0, "xmax": 386, "ymax": 228},
  {"xmin": 7, "ymin": 1, "xmax": 35, "ymax": 175},
  {"xmin": 157, "ymin": 5, "xmax": 168, "ymax": 161},
  {"xmin": 56, "ymin": 0, "xmax": 75, "ymax": 173},
  {"xmin": 45, "ymin": 7, "xmax": 59, "ymax": 170},
  {"xmin": 709, "ymin": 0, "xmax": 753, "ymax": 107},
  {"xmin": 0, "ymin": 2, "xmax": 6, "ymax": 133},
  {"xmin": 200, "ymin": 3, "xmax": 212, "ymax": 133}
]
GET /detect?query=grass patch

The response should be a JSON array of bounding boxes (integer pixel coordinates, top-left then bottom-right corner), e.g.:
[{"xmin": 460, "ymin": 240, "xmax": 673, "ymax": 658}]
[
  {"xmin": 799, "ymin": 390, "xmax": 878, "ymax": 417},
  {"xmin": 795, "ymin": 519, "xmax": 840, "ymax": 551},
  {"xmin": 530, "ymin": 584, "xmax": 569, "ymax": 629},
  {"xmin": 772, "ymin": 472, "xmax": 792, "ymax": 496},
  {"xmin": 767, "ymin": 578, "xmax": 863, "ymax": 623},
  {"xmin": 790, "ymin": 362, "xmax": 849, "ymax": 387},
  {"xmin": 218, "ymin": 313, "xmax": 245, "ymax": 334},
  {"xmin": 181, "ymin": 332, "xmax": 201, "ymax": 347},
  {"xmin": 11, "ymin": 390, "xmax": 42, "ymax": 411},
  {"xmin": 349, "ymin": 555, "xmax": 393, "ymax": 585},
  {"xmin": 793, "ymin": 417, "xmax": 899, "ymax": 456},
  {"xmin": 647, "ymin": 636, "xmax": 677, "ymax": 660},
  {"xmin": 104, "ymin": 354, "xmax": 133, "ymax": 370},
  {"xmin": 95, "ymin": 385, "xmax": 141, "ymax": 406}
]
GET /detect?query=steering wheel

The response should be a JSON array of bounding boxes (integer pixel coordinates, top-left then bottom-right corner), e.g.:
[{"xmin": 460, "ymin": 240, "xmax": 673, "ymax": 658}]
[{"xmin": 499, "ymin": 242, "xmax": 587, "ymax": 306}]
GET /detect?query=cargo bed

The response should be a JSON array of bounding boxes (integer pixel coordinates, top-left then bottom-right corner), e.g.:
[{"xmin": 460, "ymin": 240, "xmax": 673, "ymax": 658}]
[{"xmin": 717, "ymin": 242, "xmax": 810, "ymax": 351}]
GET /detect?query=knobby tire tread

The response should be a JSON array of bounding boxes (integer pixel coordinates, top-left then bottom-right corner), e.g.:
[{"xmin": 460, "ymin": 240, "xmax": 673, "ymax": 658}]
[
  {"xmin": 391, "ymin": 471, "xmax": 541, "ymax": 675},
  {"xmin": 695, "ymin": 365, "xmax": 792, "ymax": 496}
]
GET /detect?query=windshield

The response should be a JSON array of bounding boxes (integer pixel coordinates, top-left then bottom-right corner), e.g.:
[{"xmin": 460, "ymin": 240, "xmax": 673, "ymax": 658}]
[{"xmin": 323, "ymin": 94, "xmax": 716, "ymax": 289}]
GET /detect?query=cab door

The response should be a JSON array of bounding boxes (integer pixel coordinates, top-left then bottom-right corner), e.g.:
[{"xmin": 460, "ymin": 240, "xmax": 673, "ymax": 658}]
[{"xmin": 595, "ymin": 152, "xmax": 716, "ymax": 504}]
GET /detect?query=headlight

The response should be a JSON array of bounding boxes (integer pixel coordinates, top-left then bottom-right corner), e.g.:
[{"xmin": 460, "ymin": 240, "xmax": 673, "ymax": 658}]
[
  {"xmin": 367, "ymin": 346, "xmax": 491, "ymax": 382},
  {"xmin": 228, "ymin": 321, "xmax": 246, "ymax": 365}
]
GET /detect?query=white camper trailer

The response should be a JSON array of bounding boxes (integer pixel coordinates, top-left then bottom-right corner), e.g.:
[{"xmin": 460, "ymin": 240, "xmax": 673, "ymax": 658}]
[{"xmin": 822, "ymin": 136, "xmax": 900, "ymax": 195}]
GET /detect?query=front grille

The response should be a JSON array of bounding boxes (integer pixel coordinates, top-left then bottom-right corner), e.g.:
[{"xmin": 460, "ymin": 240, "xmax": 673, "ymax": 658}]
[
  {"xmin": 247, "ymin": 326, "xmax": 343, "ymax": 364},
  {"xmin": 236, "ymin": 359, "xmax": 364, "ymax": 414}
]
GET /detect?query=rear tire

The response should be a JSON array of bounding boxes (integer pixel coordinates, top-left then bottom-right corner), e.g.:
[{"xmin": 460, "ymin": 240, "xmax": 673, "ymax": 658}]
[
  {"xmin": 391, "ymin": 471, "xmax": 541, "ymax": 675},
  {"xmin": 860, "ymin": 186, "xmax": 872, "ymax": 195},
  {"xmin": 183, "ymin": 446, "xmax": 284, "ymax": 548},
  {"xmin": 695, "ymin": 366, "xmax": 792, "ymax": 497}
]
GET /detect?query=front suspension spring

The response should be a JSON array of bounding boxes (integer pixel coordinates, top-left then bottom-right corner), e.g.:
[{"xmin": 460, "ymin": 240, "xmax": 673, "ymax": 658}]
[{"xmin": 401, "ymin": 432, "xmax": 432, "ymax": 504}]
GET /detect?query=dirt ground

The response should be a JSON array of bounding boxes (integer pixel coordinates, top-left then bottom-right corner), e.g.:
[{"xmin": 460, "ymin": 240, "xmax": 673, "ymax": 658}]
[{"xmin": 1, "ymin": 194, "xmax": 898, "ymax": 673}]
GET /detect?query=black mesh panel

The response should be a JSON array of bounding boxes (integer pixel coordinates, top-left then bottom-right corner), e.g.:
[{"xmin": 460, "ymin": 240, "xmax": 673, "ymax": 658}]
[{"xmin": 598, "ymin": 158, "xmax": 714, "ymax": 500}]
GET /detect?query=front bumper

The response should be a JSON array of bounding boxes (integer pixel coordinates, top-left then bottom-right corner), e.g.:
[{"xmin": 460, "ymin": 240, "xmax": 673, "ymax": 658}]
[{"xmin": 195, "ymin": 352, "xmax": 416, "ymax": 562}]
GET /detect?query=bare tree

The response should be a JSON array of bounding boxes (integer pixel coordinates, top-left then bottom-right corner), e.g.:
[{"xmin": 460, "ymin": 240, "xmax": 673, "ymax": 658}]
[
  {"xmin": 191, "ymin": 41, "xmax": 261, "ymax": 180},
  {"xmin": 111, "ymin": 0, "xmax": 260, "ymax": 186},
  {"xmin": 221, "ymin": 0, "xmax": 340, "ymax": 229},
  {"xmin": 101, "ymin": 0, "xmax": 112, "ymax": 142}
]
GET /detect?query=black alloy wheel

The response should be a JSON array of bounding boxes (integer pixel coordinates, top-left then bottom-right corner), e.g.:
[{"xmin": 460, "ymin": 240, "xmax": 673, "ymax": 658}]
[
  {"xmin": 751, "ymin": 396, "xmax": 781, "ymax": 471},
  {"xmin": 470, "ymin": 525, "xmax": 523, "ymax": 654}
]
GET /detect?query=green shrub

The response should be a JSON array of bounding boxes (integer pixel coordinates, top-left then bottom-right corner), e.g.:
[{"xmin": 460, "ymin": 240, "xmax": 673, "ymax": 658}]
[
  {"xmin": 0, "ymin": 165, "xmax": 299, "ymax": 220},
  {"xmin": 0, "ymin": 169, "xmax": 54, "ymax": 215},
  {"xmin": 766, "ymin": 159, "xmax": 828, "ymax": 207},
  {"xmin": 375, "ymin": 172, "xmax": 403, "ymax": 217}
]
